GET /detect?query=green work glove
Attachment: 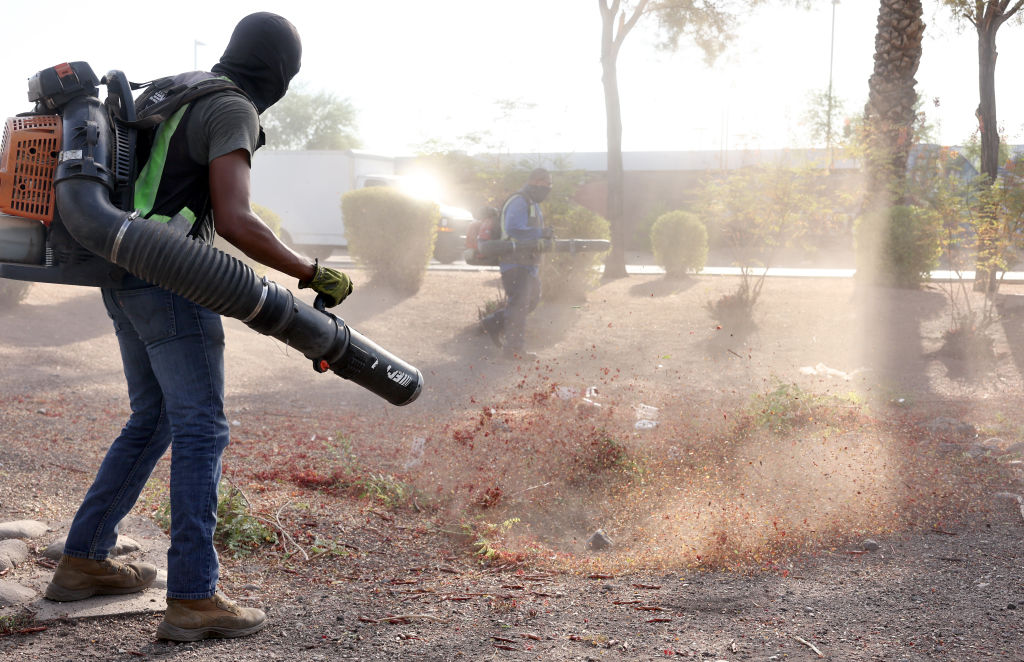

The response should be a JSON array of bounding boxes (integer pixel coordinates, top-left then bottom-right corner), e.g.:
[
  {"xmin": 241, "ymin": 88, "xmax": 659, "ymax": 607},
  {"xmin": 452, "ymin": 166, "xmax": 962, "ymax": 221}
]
[{"xmin": 299, "ymin": 260, "xmax": 353, "ymax": 307}]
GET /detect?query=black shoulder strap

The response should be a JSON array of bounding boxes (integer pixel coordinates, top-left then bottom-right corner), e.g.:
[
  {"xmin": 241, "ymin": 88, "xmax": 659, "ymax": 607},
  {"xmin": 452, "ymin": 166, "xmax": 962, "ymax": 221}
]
[{"xmin": 112, "ymin": 75, "xmax": 251, "ymax": 129}]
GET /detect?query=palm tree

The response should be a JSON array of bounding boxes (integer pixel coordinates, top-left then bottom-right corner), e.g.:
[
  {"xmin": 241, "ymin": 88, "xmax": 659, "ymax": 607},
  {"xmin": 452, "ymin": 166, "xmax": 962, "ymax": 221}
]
[
  {"xmin": 859, "ymin": 0, "xmax": 925, "ymax": 283},
  {"xmin": 864, "ymin": 0, "xmax": 925, "ymax": 207}
]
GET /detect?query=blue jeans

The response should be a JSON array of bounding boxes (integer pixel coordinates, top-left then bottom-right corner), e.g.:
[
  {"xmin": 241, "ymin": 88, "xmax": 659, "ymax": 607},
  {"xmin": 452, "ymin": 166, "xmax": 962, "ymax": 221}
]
[
  {"xmin": 63, "ymin": 277, "xmax": 229, "ymax": 599},
  {"xmin": 499, "ymin": 265, "xmax": 541, "ymax": 352}
]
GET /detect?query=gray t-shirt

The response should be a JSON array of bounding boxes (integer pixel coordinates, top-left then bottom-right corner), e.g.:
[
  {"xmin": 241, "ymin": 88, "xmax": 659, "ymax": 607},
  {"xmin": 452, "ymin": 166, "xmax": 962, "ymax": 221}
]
[{"xmin": 185, "ymin": 91, "xmax": 260, "ymax": 166}]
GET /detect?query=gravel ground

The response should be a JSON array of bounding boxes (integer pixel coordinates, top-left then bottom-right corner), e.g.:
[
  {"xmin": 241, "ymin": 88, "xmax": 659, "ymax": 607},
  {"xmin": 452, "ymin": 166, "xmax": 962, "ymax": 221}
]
[{"xmin": 2, "ymin": 268, "xmax": 1024, "ymax": 660}]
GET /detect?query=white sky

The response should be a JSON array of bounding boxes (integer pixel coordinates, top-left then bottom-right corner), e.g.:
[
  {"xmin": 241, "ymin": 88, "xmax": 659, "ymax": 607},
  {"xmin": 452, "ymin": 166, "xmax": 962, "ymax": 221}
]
[{"xmin": 1, "ymin": 1, "xmax": 1021, "ymax": 156}]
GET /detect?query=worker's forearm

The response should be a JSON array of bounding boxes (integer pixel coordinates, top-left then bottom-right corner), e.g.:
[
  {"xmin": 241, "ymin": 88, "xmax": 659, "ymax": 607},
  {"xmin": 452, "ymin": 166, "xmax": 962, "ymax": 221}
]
[{"xmin": 220, "ymin": 217, "xmax": 315, "ymax": 282}]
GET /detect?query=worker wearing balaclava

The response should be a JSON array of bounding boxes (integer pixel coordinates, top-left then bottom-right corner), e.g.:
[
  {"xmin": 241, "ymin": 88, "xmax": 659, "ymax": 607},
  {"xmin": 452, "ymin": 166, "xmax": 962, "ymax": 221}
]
[
  {"xmin": 212, "ymin": 11, "xmax": 302, "ymax": 114},
  {"xmin": 46, "ymin": 11, "xmax": 352, "ymax": 645}
]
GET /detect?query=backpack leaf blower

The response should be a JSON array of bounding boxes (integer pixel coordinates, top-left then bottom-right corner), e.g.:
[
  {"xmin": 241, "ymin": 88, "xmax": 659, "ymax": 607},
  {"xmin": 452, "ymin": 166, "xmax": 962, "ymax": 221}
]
[{"xmin": 0, "ymin": 61, "xmax": 422, "ymax": 406}]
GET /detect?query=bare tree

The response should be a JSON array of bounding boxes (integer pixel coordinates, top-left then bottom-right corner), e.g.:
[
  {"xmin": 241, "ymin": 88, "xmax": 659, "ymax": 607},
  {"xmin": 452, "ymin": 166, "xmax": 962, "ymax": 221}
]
[
  {"xmin": 941, "ymin": 1, "xmax": 1024, "ymax": 184},
  {"xmin": 939, "ymin": 1, "xmax": 1023, "ymax": 290},
  {"xmin": 599, "ymin": 0, "xmax": 648, "ymax": 279},
  {"xmin": 597, "ymin": 1, "xmax": 808, "ymax": 279}
]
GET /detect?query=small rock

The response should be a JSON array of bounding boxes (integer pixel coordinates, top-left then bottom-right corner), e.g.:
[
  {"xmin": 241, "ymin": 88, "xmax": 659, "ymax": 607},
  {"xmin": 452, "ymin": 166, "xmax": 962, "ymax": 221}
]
[
  {"xmin": 555, "ymin": 386, "xmax": 580, "ymax": 400},
  {"xmin": 965, "ymin": 444, "xmax": 989, "ymax": 459},
  {"xmin": 0, "ymin": 520, "xmax": 50, "ymax": 540},
  {"xmin": 0, "ymin": 539, "xmax": 30, "ymax": 572},
  {"xmin": 862, "ymin": 539, "xmax": 880, "ymax": 552},
  {"xmin": 1004, "ymin": 442, "xmax": 1024, "ymax": 457},
  {"xmin": 0, "ymin": 580, "xmax": 36, "ymax": 607},
  {"xmin": 587, "ymin": 529, "xmax": 613, "ymax": 551},
  {"xmin": 925, "ymin": 417, "xmax": 976, "ymax": 441},
  {"xmin": 1008, "ymin": 603, "xmax": 1017, "ymax": 610}
]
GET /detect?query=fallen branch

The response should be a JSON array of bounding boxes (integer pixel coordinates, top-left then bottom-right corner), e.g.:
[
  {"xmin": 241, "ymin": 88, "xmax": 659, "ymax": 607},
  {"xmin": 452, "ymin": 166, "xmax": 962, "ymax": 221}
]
[
  {"xmin": 791, "ymin": 634, "xmax": 824, "ymax": 658},
  {"xmin": 632, "ymin": 583, "xmax": 661, "ymax": 589},
  {"xmin": 0, "ymin": 626, "xmax": 47, "ymax": 638},
  {"xmin": 249, "ymin": 500, "xmax": 309, "ymax": 561},
  {"xmin": 377, "ymin": 613, "xmax": 443, "ymax": 624},
  {"xmin": 507, "ymin": 481, "xmax": 553, "ymax": 499}
]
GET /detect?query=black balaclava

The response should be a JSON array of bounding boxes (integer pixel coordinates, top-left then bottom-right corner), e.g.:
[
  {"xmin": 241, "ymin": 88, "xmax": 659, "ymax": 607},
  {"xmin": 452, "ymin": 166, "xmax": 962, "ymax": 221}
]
[{"xmin": 211, "ymin": 12, "xmax": 302, "ymax": 114}]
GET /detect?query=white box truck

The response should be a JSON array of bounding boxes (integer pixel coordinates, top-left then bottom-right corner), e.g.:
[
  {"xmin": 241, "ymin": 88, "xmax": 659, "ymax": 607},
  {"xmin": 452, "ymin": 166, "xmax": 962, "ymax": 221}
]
[
  {"xmin": 250, "ymin": 150, "xmax": 395, "ymax": 262},
  {"xmin": 250, "ymin": 150, "xmax": 474, "ymax": 264}
]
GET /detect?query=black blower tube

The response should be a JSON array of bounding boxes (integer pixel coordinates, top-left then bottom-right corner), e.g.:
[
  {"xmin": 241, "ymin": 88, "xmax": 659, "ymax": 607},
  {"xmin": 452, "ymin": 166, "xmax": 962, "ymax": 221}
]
[{"xmin": 54, "ymin": 95, "xmax": 422, "ymax": 406}]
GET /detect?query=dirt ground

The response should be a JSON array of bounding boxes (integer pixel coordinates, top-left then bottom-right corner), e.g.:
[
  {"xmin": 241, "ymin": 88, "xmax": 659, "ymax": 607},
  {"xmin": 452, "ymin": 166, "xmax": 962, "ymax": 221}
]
[{"xmin": 1, "ymin": 264, "xmax": 1024, "ymax": 661}]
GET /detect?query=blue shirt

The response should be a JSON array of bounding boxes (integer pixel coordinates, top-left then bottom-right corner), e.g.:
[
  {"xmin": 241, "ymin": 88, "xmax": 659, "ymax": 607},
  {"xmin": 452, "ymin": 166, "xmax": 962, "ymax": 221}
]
[{"xmin": 500, "ymin": 191, "xmax": 543, "ymax": 271}]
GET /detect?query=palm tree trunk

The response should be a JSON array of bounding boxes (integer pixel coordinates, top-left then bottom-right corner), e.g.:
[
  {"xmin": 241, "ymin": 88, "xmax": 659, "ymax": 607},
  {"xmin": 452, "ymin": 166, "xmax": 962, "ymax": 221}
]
[{"xmin": 859, "ymin": 0, "xmax": 924, "ymax": 284}]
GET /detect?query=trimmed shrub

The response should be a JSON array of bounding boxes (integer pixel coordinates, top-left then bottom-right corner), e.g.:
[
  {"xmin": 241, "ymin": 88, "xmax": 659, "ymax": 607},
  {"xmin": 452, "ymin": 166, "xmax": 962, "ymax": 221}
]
[
  {"xmin": 212, "ymin": 203, "xmax": 283, "ymax": 277},
  {"xmin": 541, "ymin": 204, "xmax": 610, "ymax": 302},
  {"xmin": 856, "ymin": 204, "xmax": 940, "ymax": 288},
  {"xmin": 342, "ymin": 187, "xmax": 439, "ymax": 294},
  {"xmin": 650, "ymin": 210, "xmax": 708, "ymax": 277}
]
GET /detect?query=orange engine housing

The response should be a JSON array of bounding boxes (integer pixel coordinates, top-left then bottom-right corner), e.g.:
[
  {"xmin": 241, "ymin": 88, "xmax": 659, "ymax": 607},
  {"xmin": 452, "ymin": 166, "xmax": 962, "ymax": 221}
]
[{"xmin": 0, "ymin": 115, "xmax": 61, "ymax": 224}]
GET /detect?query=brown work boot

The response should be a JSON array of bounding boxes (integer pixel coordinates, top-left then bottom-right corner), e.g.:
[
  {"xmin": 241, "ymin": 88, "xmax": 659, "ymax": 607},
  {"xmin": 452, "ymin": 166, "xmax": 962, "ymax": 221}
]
[
  {"xmin": 44, "ymin": 555, "xmax": 158, "ymax": 601},
  {"xmin": 156, "ymin": 593, "xmax": 267, "ymax": 641}
]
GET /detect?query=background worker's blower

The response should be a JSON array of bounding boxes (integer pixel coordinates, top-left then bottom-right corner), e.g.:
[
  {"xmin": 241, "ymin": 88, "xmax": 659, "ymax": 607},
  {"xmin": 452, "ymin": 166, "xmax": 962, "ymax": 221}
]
[
  {"xmin": 464, "ymin": 237, "xmax": 611, "ymax": 267},
  {"xmin": 0, "ymin": 61, "xmax": 422, "ymax": 406}
]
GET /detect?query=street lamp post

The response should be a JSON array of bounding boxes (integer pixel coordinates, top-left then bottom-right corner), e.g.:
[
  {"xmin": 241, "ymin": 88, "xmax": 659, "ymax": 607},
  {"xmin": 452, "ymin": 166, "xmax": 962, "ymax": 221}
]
[
  {"xmin": 826, "ymin": 0, "xmax": 839, "ymax": 170},
  {"xmin": 193, "ymin": 40, "xmax": 205, "ymax": 70}
]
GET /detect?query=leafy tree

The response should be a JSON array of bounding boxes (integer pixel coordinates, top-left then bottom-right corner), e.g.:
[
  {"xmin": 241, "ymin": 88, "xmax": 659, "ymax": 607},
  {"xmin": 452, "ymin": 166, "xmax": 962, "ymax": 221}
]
[
  {"xmin": 261, "ymin": 85, "xmax": 361, "ymax": 151},
  {"xmin": 698, "ymin": 165, "xmax": 827, "ymax": 326},
  {"xmin": 411, "ymin": 99, "xmax": 549, "ymax": 213},
  {"xmin": 801, "ymin": 89, "xmax": 847, "ymax": 151},
  {"xmin": 597, "ymin": 0, "xmax": 809, "ymax": 280},
  {"xmin": 939, "ymin": 1, "xmax": 1024, "ymax": 291}
]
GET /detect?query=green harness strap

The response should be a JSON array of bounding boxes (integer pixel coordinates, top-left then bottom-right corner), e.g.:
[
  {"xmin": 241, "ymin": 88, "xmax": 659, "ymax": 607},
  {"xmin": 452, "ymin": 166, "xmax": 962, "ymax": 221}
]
[{"xmin": 133, "ymin": 105, "xmax": 197, "ymax": 225}]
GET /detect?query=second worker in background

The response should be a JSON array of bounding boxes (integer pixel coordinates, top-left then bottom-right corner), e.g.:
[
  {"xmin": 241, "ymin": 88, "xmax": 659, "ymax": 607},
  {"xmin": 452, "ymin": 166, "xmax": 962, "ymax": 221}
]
[{"xmin": 480, "ymin": 168, "xmax": 552, "ymax": 360}]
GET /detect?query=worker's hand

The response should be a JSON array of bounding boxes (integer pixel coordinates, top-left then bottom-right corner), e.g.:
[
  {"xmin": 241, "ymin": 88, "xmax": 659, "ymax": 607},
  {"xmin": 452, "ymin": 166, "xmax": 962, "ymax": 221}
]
[{"xmin": 299, "ymin": 261, "xmax": 353, "ymax": 307}]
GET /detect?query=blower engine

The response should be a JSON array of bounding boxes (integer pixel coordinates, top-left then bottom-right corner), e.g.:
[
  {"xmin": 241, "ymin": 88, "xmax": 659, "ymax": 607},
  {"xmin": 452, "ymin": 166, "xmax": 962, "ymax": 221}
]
[{"xmin": 0, "ymin": 62, "xmax": 422, "ymax": 406}]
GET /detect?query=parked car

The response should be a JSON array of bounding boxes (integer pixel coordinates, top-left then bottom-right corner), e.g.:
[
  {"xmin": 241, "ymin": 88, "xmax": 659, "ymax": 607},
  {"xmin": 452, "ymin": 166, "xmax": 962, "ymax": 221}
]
[{"xmin": 433, "ymin": 204, "xmax": 474, "ymax": 264}]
